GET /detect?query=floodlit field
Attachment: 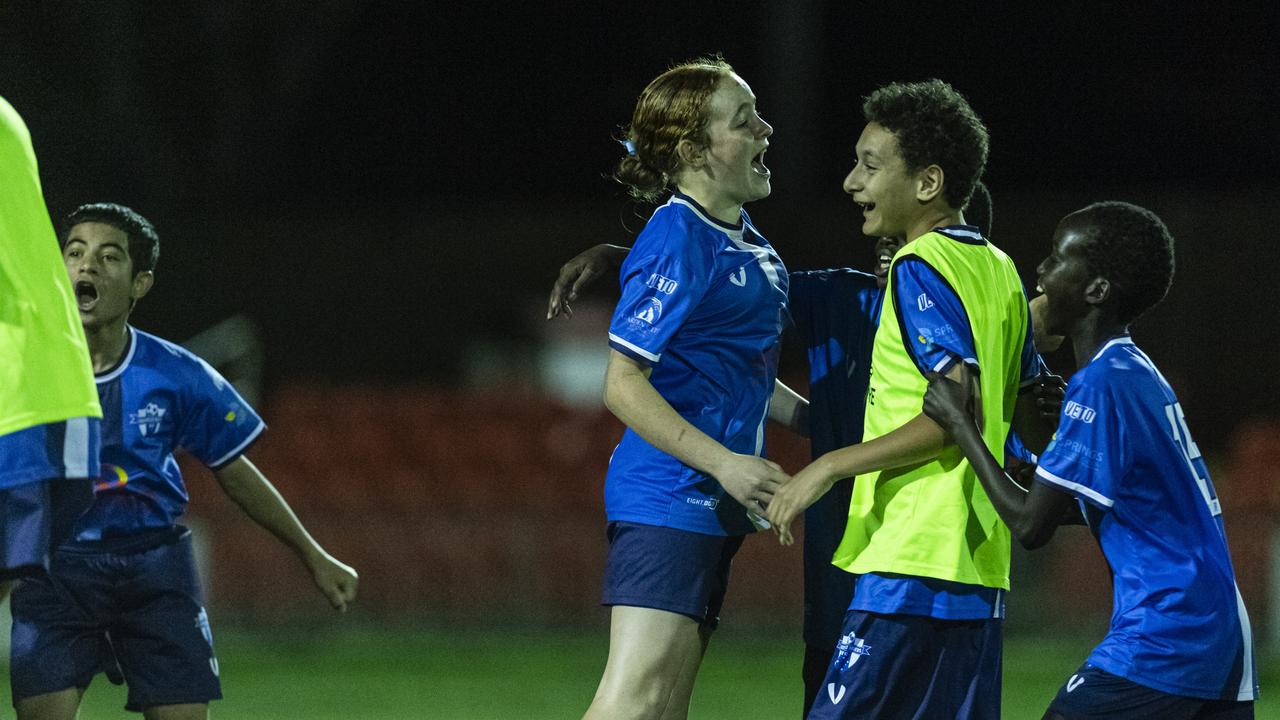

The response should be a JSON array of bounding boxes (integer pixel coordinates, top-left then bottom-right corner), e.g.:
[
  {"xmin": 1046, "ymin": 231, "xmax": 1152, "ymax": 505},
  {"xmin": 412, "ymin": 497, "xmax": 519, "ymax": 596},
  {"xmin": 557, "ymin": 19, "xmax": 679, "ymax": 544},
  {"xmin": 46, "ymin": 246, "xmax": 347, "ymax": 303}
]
[{"xmin": 5, "ymin": 625, "xmax": 1271, "ymax": 719}]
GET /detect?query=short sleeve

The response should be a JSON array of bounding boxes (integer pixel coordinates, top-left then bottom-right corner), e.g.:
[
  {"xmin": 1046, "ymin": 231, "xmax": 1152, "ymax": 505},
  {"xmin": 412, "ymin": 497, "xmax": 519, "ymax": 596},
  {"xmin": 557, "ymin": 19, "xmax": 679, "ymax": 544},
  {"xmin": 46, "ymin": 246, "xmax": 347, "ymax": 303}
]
[
  {"xmin": 178, "ymin": 358, "xmax": 266, "ymax": 469},
  {"xmin": 607, "ymin": 232, "xmax": 714, "ymax": 364},
  {"xmin": 892, "ymin": 257, "xmax": 976, "ymax": 375},
  {"xmin": 1034, "ymin": 378, "xmax": 1127, "ymax": 510}
]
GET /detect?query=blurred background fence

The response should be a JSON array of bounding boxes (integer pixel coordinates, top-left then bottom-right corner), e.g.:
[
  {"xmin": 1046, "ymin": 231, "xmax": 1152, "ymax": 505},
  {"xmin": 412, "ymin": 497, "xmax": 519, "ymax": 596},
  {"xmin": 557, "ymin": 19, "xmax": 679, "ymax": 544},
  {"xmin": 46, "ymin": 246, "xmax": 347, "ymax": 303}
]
[{"xmin": 181, "ymin": 380, "xmax": 1280, "ymax": 645}]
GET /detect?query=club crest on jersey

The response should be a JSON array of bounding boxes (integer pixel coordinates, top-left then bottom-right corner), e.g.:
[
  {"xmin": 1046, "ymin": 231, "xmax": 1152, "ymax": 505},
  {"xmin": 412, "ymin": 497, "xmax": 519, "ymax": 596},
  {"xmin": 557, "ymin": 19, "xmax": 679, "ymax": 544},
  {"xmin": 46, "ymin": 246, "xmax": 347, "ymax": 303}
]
[
  {"xmin": 634, "ymin": 297, "xmax": 663, "ymax": 325},
  {"xmin": 645, "ymin": 273, "xmax": 679, "ymax": 294},
  {"xmin": 1064, "ymin": 401, "xmax": 1097, "ymax": 423},
  {"xmin": 129, "ymin": 402, "xmax": 168, "ymax": 436},
  {"xmin": 833, "ymin": 631, "xmax": 872, "ymax": 671}
]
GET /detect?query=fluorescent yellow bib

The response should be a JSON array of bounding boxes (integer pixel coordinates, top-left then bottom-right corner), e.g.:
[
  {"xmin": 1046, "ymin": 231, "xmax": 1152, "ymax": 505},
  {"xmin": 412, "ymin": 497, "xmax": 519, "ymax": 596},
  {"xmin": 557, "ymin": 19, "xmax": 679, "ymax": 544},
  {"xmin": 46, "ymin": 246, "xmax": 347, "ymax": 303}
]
[
  {"xmin": 0, "ymin": 96, "xmax": 101, "ymax": 436},
  {"xmin": 832, "ymin": 230, "xmax": 1028, "ymax": 589}
]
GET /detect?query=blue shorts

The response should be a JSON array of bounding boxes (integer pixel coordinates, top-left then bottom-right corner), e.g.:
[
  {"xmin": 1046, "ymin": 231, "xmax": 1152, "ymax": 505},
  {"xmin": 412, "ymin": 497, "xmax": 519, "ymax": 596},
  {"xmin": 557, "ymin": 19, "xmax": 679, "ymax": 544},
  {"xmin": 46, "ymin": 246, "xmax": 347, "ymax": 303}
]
[
  {"xmin": 0, "ymin": 478, "xmax": 94, "ymax": 580},
  {"xmin": 10, "ymin": 526, "xmax": 222, "ymax": 712},
  {"xmin": 806, "ymin": 610, "xmax": 1002, "ymax": 720},
  {"xmin": 1046, "ymin": 665, "xmax": 1254, "ymax": 719},
  {"xmin": 601, "ymin": 521, "xmax": 744, "ymax": 628}
]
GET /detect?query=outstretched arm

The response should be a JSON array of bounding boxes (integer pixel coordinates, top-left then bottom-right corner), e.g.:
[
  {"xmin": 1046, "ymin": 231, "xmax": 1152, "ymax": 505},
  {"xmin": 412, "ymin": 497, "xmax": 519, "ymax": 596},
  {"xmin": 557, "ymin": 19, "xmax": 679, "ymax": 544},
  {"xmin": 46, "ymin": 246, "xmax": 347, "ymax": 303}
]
[
  {"xmin": 546, "ymin": 244, "xmax": 631, "ymax": 319},
  {"xmin": 605, "ymin": 350, "xmax": 789, "ymax": 516},
  {"xmin": 923, "ymin": 367, "xmax": 1074, "ymax": 549},
  {"xmin": 214, "ymin": 456, "xmax": 359, "ymax": 611}
]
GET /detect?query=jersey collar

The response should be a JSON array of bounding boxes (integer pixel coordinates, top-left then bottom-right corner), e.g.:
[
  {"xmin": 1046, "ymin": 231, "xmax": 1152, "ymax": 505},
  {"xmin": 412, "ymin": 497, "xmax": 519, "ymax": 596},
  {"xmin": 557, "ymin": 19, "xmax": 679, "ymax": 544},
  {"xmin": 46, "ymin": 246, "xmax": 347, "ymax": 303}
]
[
  {"xmin": 669, "ymin": 193, "xmax": 746, "ymax": 238},
  {"xmin": 935, "ymin": 225, "xmax": 986, "ymax": 245},
  {"xmin": 95, "ymin": 326, "xmax": 137, "ymax": 383},
  {"xmin": 1091, "ymin": 333, "xmax": 1134, "ymax": 363}
]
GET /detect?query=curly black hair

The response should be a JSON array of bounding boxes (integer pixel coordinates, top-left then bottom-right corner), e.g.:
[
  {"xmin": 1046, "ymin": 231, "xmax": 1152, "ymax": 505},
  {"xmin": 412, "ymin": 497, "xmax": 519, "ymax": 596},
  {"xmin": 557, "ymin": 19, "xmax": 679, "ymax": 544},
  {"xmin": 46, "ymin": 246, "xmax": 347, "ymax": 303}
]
[
  {"xmin": 863, "ymin": 79, "xmax": 989, "ymax": 211},
  {"xmin": 1071, "ymin": 201, "xmax": 1175, "ymax": 324},
  {"xmin": 62, "ymin": 203, "xmax": 160, "ymax": 276},
  {"xmin": 966, "ymin": 180, "xmax": 993, "ymax": 238}
]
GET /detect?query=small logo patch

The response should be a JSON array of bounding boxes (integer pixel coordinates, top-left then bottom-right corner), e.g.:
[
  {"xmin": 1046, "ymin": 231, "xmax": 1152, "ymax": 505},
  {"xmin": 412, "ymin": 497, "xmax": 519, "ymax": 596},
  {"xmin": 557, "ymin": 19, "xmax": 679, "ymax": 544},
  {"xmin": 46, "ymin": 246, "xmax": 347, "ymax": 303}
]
[
  {"xmin": 1067, "ymin": 674, "xmax": 1084, "ymax": 692},
  {"xmin": 635, "ymin": 297, "xmax": 663, "ymax": 324},
  {"xmin": 917, "ymin": 292, "xmax": 935, "ymax": 311},
  {"xmin": 729, "ymin": 267, "xmax": 747, "ymax": 287},
  {"xmin": 827, "ymin": 683, "xmax": 847, "ymax": 704},
  {"xmin": 833, "ymin": 631, "xmax": 873, "ymax": 671},
  {"xmin": 129, "ymin": 402, "xmax": 168, "ymax": 437},
  {"xmin": 93, "ymin": 464, "xmax": 129, "ymax": 492}
]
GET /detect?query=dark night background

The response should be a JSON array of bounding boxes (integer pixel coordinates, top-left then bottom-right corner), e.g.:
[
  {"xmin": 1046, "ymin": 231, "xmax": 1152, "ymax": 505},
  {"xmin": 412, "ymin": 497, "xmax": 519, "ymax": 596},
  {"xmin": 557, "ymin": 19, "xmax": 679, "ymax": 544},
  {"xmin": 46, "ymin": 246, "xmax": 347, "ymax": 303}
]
[{"xmin": 2, "ymin": 2, "xmax": 1277, "ymax": 450}]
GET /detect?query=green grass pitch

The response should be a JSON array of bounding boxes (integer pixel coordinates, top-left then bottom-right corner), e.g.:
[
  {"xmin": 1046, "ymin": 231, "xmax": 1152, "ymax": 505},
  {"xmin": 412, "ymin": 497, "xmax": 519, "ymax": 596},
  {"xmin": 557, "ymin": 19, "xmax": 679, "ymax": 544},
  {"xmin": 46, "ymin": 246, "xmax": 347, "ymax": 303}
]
[{"xmin": 5, "ymin": 625, "xmax": 1271, "ymax": 718}]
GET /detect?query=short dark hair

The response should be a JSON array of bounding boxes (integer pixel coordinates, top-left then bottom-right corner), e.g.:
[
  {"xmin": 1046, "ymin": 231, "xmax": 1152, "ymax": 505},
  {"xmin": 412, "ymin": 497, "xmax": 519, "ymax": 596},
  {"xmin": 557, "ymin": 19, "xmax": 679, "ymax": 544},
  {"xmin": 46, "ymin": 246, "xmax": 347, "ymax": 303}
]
[
  {"xmin": 63, "ymin": 203, "xmax": 160, "ymax": 275},
  {"xmin": 966, "ymin": 180, "xmax": 993, "ymax": 238},
  {"xmin": 1071, "ymin": 201, "xmax": 1174, "ymax": 324},
  {"xmin": 863, "ymin": 79, "xmax": 989, "ymax": 210}
]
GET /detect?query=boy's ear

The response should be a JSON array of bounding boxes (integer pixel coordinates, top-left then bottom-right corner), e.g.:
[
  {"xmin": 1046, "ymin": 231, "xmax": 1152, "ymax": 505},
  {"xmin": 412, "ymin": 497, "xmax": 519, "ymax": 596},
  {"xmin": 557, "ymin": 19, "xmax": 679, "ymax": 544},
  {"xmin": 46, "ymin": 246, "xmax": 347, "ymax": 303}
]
[
  {"xmin": 1084, "ymin": 277, "xmax": 1110, "ymax": 306},
  {"xmin": 131, "ymin": 270, "xmax": 155, "ymax": 301},
  {"xmin": 915, "ymin": 165, "xmax": 945, "ymax": 203}
]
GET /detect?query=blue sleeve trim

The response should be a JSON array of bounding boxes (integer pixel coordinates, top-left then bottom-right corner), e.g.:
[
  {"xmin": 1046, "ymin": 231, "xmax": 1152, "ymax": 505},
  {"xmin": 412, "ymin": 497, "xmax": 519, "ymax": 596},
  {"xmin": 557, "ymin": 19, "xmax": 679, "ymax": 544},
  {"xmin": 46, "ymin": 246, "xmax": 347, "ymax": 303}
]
[
  {"xmin": 1035, "ymin": 466, "xmax": 1114, "ymax": 509},
  {"xmin": 608, "ymin": 335, "xmax": 657, "ymax": 364},
  {"xmin": 208, "ymin": 420, "xmax": 266, "ymax": 470}
]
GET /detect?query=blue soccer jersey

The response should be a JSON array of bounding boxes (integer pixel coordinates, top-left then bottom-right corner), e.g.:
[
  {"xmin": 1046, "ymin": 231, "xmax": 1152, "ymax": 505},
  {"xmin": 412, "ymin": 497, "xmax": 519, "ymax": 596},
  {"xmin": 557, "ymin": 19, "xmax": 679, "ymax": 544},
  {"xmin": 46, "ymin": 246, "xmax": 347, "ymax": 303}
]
[
  {"xmin": 789, "ymin": 267, "xmax": 881, "ymax": 648},
  {"xmin": 851, "ymin": 227, "xmax": 1044, "ymax": 620},
  {"xmin": 1036, "ymin": 335, "xmax": 1257, "ymax": 701},
  {"xmin": 788, "ymin": 268, "xmax": 882, "ymax": 460},
  {"xmin": 71, "ymin": 327, "xmax": 265, "ymax": 542},
  {"xmin": 605, "ymin": 193, "xmax": 788, "ymax": 536}
]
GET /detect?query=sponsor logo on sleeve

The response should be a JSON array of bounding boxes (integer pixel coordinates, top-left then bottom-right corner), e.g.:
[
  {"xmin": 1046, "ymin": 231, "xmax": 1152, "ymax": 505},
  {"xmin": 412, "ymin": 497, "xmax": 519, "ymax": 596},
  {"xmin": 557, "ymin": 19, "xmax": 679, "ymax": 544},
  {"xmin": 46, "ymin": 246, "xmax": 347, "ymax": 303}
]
[
  {"xmin": 645, "ymin": 273, "xmax": 679, "ymax": 294},
  {"xmin": 1064, "ymin": 401, "xmax": 1097, "ymax": 423}
]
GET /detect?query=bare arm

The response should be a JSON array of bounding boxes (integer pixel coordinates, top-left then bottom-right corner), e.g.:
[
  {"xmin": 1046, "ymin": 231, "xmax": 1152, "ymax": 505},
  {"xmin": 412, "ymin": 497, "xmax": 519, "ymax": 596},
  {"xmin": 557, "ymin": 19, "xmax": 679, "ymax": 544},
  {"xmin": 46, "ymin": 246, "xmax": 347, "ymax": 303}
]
[
  {"xmin": 605, "ymin": 349, "xmax": 789, "ymax": 513},
  {"xmin": 765, "ymin": 362, "xmax": 969, "ymax": 545},
  {"xmin": 214, "ymin": 456, "xmax": 359, "ymax": 611},
  {"xmin": 922, "ymin": 366, "xmax": 1074, "ymax": 549},
  {"xmin": 546, "ymin": 244, "xmax": 631, "ymax": 319},
  {"xmin": 768, "ymin": 379, "xmax": 809, "ymax": 438}
]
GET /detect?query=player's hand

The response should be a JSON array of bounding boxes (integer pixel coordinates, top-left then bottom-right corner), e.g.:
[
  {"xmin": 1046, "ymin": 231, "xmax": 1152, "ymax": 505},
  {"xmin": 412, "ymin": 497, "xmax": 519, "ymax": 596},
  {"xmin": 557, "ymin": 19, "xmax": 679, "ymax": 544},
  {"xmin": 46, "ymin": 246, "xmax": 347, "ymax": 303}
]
[
  {"xmin": 765, "ymin": 460, "xmax": 835, "ymax": 546},
  {"xmin": 546, "ymin": 244, "xmax": 629, "ymax": 319},
  {"xmin": 712, "ymin": 453, "xmax": 789, "ymax": 520},
  {"xmin": 922, "ymin": 368, "xmax": 975, "ymax": 437},
  {"xmin": 1007, "ymin": 459, "xmax": 1038, "ymax": 490},
  {"xmin": 310, "ymin": 552, "xmax": 359, "ymax": 612},
  {"xmin": 1032, "ymin": 373, "xmax": 1066, "ymax": 420}
]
